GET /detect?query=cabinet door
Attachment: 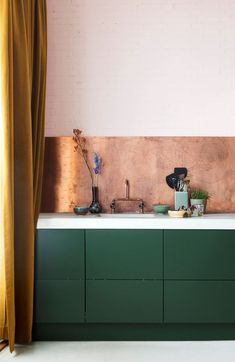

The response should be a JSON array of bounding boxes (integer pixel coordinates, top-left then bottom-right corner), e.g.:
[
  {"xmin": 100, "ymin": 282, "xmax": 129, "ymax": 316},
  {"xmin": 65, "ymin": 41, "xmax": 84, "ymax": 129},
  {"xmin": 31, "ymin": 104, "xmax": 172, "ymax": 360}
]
[
  {"xmin": 86, "ymin": 280, "xmax": 163, "ymax": 323},
  {"xmin": 86, "ymin": 230, "xmax": 163, "ymax": 279},
  {"xmin": 164, "ymin": 230, "xmax": 235, "ymax": 279},
  {"xmin": 164, "ymin": 281, "xmax": 235, "ymax": 323},
  {"xmin": 36, "ymin": 230, "xmax": 84, "ymax": 280},
  {"xmin": 34, "ymin": 280, "xmax": 84, "ymax": 323}
]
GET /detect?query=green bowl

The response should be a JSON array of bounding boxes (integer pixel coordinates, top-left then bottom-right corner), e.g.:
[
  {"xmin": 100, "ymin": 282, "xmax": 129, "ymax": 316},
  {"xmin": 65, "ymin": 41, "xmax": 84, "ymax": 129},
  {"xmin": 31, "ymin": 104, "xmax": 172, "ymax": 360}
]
[
  {"xmin": 73, "ymin": 206, "xmax": 90, "ymax": 215},
  {"xmin": 153, "ymin": 204, "xmax": 170, "ymax": 215}
]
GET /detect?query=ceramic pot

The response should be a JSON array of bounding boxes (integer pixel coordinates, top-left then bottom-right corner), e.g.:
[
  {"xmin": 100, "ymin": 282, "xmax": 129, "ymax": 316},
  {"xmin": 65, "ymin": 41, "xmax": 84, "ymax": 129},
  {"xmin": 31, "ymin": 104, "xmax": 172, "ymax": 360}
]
[{"xmin": 190, "ymin": 198, "xmax": 207, "ymax": 214}]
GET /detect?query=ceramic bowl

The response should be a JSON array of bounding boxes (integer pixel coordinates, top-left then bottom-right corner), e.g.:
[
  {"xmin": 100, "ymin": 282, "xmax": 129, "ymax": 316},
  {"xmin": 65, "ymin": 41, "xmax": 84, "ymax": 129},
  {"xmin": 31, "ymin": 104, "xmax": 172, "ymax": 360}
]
[
  {"xmin": 153, "ymin": 204, "xmax": 170, "ymax": 215},
  {"xmin": 168, "ymin": 210, "xmax": 188, "ymax": 218},
  {"xmin": 73, "ymin": 206, "xmax": 90, "ymax": 215}
]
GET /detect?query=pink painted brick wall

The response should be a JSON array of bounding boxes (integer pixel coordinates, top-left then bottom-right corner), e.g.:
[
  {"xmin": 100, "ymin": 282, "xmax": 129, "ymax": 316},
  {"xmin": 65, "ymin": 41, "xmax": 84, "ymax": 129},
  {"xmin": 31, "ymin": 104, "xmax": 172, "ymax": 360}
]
[{"xmin": 46, "ymin": 0, "xmax": 235, "ymax": 137}]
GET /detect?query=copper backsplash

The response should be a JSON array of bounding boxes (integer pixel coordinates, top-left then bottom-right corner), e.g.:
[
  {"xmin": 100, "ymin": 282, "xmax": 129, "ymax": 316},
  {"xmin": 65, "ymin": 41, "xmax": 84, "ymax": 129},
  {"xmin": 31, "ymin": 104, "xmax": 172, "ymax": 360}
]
[{"xmin": 41, "ymin": 137, "xmax": 235, "ymax": 213}]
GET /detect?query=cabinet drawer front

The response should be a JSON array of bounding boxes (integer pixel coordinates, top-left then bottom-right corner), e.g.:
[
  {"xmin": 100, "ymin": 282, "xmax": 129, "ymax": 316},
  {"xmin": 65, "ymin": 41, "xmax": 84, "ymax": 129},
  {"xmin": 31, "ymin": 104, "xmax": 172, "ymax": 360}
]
[
  {"xmin": 165, "ymin": 281, "xmax": 235, "ymax": 323},
  {"xmin": 86, "ymin": 280, "xmax": 163, "ymax": 323},
  {"xmin": 36, "ymin": 230, "xmax": 84, "ymax": 280},
  {"xmin": 164, "ymin": 230, "xmax": 235, "ymax": 279},
  {"xmin": 34, "ymin": 280, "xmax": 84, "ymax": 323},
  {"xmin": 86, "ymin": 230, "xmax": 163, "ymax": 279}
]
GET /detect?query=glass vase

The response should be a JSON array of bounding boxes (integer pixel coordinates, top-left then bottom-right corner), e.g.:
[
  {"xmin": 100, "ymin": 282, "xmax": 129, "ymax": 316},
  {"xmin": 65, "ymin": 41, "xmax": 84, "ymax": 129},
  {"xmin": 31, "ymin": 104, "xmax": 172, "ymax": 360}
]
[{"xmin": 89, "ymin": 186, "xmax": 102, "ymax": 214}]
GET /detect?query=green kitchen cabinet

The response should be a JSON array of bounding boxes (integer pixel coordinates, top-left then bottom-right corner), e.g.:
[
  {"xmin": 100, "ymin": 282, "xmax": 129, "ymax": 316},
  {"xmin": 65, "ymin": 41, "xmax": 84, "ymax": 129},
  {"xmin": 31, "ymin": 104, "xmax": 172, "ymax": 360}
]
[
  {"xmin": 164, "ymin": 281, "xmax": 235, "ymax": 323},
  {"xmin": 34, "ymin": 227, "xmax": 235, "ymax": 341},
  {"xmin": 34, "ymin": 280, "xmax": 85, "ymax": 323},
  {"xmin": 86, "ymin": 280, "xmax": 163, "ymax": 323},
  {"xmin": 35, "ymin": 229, "xmax": 84, "ymax": 280},
  {"xmin": 34, "ymin": 230, "xmax": 85, "ymax": 325},
  {"xmin": 164, "ymin": 230, "xmax": 235, "ymax": 279},
  {"xmin": 86, "ymin": 230, "xmax": 163, "ymax": 279}
]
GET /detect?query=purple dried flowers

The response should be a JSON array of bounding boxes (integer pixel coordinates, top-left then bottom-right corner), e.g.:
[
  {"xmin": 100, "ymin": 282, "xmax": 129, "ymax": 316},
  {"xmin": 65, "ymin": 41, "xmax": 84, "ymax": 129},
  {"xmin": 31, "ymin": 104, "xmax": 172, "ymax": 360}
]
[{"xmin": 93, "ymin": 152, "xmax": 101, "ymax": 175}]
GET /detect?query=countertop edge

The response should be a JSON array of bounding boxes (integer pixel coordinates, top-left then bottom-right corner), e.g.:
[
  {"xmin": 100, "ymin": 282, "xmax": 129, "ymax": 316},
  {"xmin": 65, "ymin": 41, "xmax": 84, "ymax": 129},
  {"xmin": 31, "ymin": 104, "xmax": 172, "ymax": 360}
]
[{"xmin": 37, "ymin": 213, "xmax": 235, "ymax": 230}]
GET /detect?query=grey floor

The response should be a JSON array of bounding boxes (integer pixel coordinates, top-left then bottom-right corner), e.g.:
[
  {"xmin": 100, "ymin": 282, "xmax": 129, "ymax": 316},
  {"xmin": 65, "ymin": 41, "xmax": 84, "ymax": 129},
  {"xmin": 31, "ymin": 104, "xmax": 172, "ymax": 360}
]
[{"xmin": 1, "ymin": 341, "xmax": 235, "ymax": 362}]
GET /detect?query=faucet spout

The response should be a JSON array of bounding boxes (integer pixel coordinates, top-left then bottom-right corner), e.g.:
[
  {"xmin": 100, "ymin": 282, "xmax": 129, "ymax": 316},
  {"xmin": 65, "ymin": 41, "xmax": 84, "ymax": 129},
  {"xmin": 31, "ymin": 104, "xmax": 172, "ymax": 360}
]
[{"xmin": 125, "ymin": 179, "xmax": 130, "ymax": 199}]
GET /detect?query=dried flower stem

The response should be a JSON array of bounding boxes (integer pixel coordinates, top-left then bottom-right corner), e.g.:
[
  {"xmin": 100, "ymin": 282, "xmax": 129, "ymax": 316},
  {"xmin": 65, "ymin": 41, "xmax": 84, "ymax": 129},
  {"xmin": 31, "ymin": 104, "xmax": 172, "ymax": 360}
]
[{"xmin": 73, "ymin": 129, "xmax": 94, "ymax": 184}]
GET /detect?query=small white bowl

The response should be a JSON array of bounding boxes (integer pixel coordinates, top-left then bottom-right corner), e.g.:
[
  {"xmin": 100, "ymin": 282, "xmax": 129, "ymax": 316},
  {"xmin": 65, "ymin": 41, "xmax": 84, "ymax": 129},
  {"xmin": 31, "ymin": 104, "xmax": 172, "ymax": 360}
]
[{"xmin": 168, "ymin": 210, "xmax": 188, "ymax": 218}]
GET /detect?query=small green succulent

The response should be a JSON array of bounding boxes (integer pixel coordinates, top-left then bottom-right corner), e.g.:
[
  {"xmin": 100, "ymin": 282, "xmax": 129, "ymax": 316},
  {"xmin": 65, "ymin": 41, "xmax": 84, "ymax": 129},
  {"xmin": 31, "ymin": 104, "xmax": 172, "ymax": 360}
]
[{"xmin": 191, "ymin": 189, "xmax": 209, "ymax": 200}]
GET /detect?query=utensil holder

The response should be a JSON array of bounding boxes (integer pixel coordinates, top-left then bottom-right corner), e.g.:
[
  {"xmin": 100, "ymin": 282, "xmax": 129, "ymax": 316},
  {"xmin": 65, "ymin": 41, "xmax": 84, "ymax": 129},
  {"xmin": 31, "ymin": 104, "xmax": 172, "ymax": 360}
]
[{"xmin": 174, "ymin": 191, "xmax": 188, "ymax": 210}]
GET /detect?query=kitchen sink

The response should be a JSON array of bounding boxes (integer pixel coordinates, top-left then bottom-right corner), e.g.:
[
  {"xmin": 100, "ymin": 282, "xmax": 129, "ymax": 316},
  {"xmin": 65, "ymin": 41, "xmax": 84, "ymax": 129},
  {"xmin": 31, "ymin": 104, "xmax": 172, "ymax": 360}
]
[{"xmin": 96, "ymin": 213, "xmax": 159, "ymax": 218}]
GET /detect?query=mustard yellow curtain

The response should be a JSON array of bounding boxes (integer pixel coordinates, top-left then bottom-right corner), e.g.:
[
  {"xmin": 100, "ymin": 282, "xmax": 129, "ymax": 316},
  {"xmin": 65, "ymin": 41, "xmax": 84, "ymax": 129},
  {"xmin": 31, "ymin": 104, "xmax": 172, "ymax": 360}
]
[{"xmin": 0, "ymin": 0, "xmax": 47, "ymax": 352}]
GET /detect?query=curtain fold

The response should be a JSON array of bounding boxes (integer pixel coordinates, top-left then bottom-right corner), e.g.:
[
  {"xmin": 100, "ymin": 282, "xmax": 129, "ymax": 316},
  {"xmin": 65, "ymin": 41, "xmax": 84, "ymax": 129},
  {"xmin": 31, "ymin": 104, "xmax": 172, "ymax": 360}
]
[
  {"xmin": 0, "ymin": 0, "xmax": 47, "ymax": 351},
  {"xmin": 0, "ymin": 0, "xmax": 15, "ymax": 350},
  {"xmin": 32, "ymin": 0, "xmax": 47, "ymax": 225}
]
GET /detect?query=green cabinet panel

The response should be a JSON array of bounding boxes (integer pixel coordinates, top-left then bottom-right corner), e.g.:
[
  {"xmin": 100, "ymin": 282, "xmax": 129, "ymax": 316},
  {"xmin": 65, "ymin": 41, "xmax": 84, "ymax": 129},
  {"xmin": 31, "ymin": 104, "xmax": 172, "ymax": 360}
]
[
  {"xmin": 86, "ymin": 280, "xmax": 163, "ymax": 323},
  {"xmin": 34, "ymin": 280, "xmax": 84, "ymax": 323},
  {"xmin": 36, "ymin": 230, "xmax": 84, "ymax": 280},
  {"xmin": 86, "ymin": 230, "xmax": 163, "ymax": 279},
  {"xmin": 164, "ymin": 230, "xmax": 235, "ymax": 279},
  {"xmin": 165, "ymin": 281, "xmax": 235, "ymax": 323}
]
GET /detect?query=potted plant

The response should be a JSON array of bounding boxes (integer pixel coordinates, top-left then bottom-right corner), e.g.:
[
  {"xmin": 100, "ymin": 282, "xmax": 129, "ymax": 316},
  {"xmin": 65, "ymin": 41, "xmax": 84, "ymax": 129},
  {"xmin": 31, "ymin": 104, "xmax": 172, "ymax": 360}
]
[{"xmin": 190, "ymin": 189, "xmax": 209, "ymax": 214}]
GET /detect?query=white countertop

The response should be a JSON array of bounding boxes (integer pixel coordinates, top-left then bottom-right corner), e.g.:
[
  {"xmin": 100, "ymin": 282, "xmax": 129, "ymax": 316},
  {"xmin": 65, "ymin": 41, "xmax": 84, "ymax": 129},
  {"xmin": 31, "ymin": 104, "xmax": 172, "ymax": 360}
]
[{"xmin": 37, "ymin": 213, "xmax": 235, "ymax": 230}]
